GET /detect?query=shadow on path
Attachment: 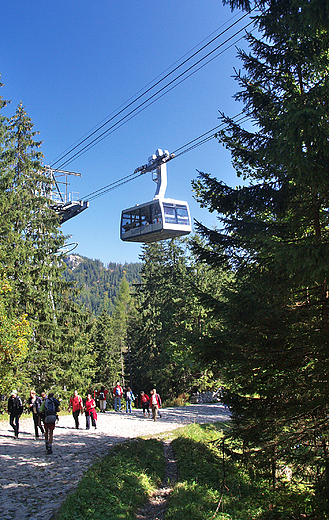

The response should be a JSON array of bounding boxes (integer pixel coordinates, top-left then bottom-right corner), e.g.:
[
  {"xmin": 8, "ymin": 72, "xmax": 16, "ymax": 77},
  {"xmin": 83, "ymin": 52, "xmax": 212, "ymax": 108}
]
[{"xmin": 0, "ymin": 403, "xmax": 230, "ymax": 520}]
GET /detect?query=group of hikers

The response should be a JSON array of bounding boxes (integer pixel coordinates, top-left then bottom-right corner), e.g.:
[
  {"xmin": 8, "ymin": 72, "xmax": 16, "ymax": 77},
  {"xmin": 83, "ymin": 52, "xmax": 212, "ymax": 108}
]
[
  {"xmin": 94, "ymin": 383, "xmax": 162, "ymax": 420},
  {"xmin": 7, "ymin": 384, "xmax": 162, "ymax": 455}
]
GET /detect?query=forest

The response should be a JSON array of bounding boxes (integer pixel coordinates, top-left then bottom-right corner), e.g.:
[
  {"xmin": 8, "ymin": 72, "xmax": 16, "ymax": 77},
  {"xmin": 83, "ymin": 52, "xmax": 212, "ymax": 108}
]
[
  {"xmin": 0, "ymin": 0, "xmax": 328, "ymax": 516},
  {"xmin": 62, "ymin": 254, "xmax": 142, "ymax": 315}
]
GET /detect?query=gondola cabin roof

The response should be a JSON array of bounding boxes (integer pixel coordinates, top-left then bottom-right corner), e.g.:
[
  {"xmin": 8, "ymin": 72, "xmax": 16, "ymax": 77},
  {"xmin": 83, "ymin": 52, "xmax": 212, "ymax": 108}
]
[{"xmin": 120, "ymin": 198, "xmax": 192, "ymax": 243}]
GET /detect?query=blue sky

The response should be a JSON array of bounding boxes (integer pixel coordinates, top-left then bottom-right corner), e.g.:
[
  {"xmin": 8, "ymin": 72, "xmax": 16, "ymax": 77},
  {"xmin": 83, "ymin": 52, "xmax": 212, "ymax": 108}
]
[{"xmin": 1, "ymin": 1, "xmax": 253, "ymax": 264}]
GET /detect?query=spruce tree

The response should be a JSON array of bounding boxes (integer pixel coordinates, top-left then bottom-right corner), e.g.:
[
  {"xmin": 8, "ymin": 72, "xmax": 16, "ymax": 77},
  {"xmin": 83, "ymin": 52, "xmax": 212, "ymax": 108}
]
[
  {"xmin": 129, "ymin": 239, "xmax": 212, "ymax": 399},
  {"xmin": 110, "ymin": 276, "xmax": 135, "ymax": 388},
  {"xmin": 91, "ymin": 307, "xmax": 117, "ymax": 389},
  {"xmin": 0, "ymin": 102, "xmax": 67, "ymax": 393},
  {"xmin": 191, "ymin": 0, "xmax": 329, "ymax": 509}
]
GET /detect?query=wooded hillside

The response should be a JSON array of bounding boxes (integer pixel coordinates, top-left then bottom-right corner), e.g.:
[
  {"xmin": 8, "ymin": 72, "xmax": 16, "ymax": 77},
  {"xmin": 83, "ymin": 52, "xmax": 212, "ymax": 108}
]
[{"xmin": 62, "ymin": 254, "xmax": 142, "ymax": 315}]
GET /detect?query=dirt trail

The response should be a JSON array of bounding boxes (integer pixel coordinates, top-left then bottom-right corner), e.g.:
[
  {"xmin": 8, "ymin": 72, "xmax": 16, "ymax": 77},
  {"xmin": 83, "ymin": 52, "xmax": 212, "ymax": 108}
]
[{"xmin": 136, "ymin": 439, "xmax": 178, "ymax": 520}]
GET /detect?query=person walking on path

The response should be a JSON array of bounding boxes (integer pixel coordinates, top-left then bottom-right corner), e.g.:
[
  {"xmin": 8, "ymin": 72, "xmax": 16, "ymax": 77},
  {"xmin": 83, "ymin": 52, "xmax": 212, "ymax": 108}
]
[
  {"xmin": 85, "ymin": 394, "xmax": 97, "ymax": 430},
  {"xmin": 28, "ymin": 390, "xmax": 44, "ymax": 439},
  {"xmin": 125, "ymin": 387, "xmax": 135, "ymax": 413},
  {"xmin": 113, "ymin": 382, "xmax": 123, "ymax": 412},
  {"xmin": 7, "ymin": 390, "xmax": 23, "ymax": 439},
  {"xmin": 140, "ymin": 391, "xmax": 150, "ymax": 417},
  {"xmin": 39, "ymin": 392, "xmax": 60, "ymax": 454},
  {"xmin": 150, "ymin": 389, "xmax": 162, "ymax": 422},
  {"xmin": 69, "ymin": 390, "xmax": 83, "ymax": 429},
  {"xmin": 97, "ymin": 386, "xmax": 108, "ymax": 413},
  {"xmin": 38, "ymin": 391, "xmax": 47, "ymax": 429}
]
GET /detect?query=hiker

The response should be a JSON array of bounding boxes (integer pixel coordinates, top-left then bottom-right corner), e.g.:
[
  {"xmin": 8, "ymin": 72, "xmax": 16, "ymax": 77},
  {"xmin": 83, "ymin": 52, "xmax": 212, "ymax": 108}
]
[
  {"xmin": 39, "ymin": 392, "xmax": 60, "ymax": 454},
  {"xmin": 125, "ymin": 387, "xmax": 135, "ymax": 413},
  {"xmin": 85, "ymin": 393, "xmax": 97, "ymax": 430},
  {"xmin": 7, "ymin": 390, "xmax": 23, "ymax": 439},
  {"xmin": 113, "ymin": 382, "xmax": 123, "ymax": 412},
  {"xmin": 69, "ymin": 390, "xmax": 84, "ymax": 429},
  {"xmin": 140, "ymin": 391, "xmax": 150, "ymax": 418},
  {"xmin": 38, "ymin": 391, "xmax": 47, "ymax": 429},
  {"xmin": 28, "ymin": 390, "xmax": 44, "ymax": 439},
  {"xmin": 97, "ymin": 386, "xmax": 108, "ymax": 413},
  {"xmin": 150, "ymin": 389, "xmax": 162, "ymax": 422}
]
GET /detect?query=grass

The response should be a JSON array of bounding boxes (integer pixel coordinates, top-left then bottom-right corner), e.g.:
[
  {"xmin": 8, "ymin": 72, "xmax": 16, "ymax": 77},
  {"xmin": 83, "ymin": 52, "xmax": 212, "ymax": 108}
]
[
  {"xmin": 166, "ymin": 423, "xmax": 315, "ymax": 520},
  {"xmin": 51, "ymin": 421, "xmax": 317, "ymax": 520},
  {"xmin": 54, "ymin": 438, "xmax": 165, "ymax": 520}
]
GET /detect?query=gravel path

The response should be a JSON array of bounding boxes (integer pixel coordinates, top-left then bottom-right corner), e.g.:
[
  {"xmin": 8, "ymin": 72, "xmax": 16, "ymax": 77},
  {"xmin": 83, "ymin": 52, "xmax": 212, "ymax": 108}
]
[{"xmin": 0, "ymin": 404, "xmax": 229, "ymax": 520}]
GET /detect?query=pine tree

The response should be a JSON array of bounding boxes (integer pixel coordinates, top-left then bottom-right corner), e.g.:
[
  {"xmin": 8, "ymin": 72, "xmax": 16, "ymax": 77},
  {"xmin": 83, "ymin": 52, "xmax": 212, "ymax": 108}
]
[
  {"xmin": 91, "ymin": 308, "xmax": 116, "ymax": 387},
  {"xmin": 111, "ymin": 276, "xmax": 135, "ymax": 388},
  {"xmin": 91, "ymin": 276, "xmax": 136, "ymax": 395},
  {"xmin": 54, "ymin": 296, "xmax": 95, "ymax": 397}
]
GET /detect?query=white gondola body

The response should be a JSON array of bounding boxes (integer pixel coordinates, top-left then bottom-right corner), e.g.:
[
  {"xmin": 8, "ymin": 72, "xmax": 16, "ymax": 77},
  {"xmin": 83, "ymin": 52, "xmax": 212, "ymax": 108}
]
[{"xmin": 120, "ymin": 197, "xmax": 192, "ymax": 243}]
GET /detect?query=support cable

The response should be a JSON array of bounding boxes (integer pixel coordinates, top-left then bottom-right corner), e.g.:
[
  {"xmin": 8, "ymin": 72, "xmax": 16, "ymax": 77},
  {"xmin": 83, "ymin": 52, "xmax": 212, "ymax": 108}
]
[
  {"xmin": 51, "ymin": 10, "xmax": 256, "ymax": 170},
  {"xmin": 50, "ymin": 11, "xmax": 244, "ymax": 167},
  {"xmin": 81, "ymin": 113, "xmax": 250, "ymax": 202},
  {"xmin": 59, "ymin": 33, "xmax": 250, "ymax": 169}
]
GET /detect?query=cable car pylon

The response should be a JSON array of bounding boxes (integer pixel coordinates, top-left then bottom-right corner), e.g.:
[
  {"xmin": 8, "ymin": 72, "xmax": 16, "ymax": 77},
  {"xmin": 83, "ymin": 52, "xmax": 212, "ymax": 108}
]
[
  {"xmin": 45, "ymin": 166, "xmax": 89, "ymax": 223},
  {"xmin": 120, "ymin": 149, "xmax": 192, "ymax": 243}
]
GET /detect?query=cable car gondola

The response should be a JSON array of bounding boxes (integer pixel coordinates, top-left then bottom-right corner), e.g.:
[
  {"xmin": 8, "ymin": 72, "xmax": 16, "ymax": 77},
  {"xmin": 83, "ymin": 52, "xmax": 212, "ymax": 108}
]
[{"xmin": 120, "ymin": 149, "xmax": 192, "ymax": 243}]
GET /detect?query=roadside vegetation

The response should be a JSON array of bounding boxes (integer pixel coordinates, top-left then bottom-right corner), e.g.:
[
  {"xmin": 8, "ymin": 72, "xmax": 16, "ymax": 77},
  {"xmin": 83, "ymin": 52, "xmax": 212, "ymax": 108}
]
[
  {"xmin": 53, "ymin": 421, "xmax": 319, "ymax": 520},
  {"xmin": 167, "ymin": 424, "xmax": 314, "ymax": 520},
  {"xmin": 54, "ymin": 437, "xmax": 165, "ymax": 520}
]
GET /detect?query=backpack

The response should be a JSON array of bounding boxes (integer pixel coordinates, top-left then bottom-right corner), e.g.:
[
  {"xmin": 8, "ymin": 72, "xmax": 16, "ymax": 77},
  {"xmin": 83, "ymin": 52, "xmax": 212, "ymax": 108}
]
[
  {"xmin": 45, "ymin": 398, "xmax": 56, "ymax": 416},
  {"xmin": 99, "ymin": 391, "xmax": 105, "ymax": 400},
  {"xmin": 126, "ymin": 391, "xmax": 131, "ymax": 401},
  {"xmin": 115, "ymin": 387, "xmax": 121, "ymax": 396},
  {"xmin": 11, "ymin": 396, "xmax": 23, "ymax": 414}
]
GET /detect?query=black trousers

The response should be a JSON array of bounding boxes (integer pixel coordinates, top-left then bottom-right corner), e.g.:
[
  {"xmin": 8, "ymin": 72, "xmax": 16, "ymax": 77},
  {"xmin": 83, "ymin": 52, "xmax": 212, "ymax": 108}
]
[
  {"xmin": 10, "ymin": 414, "xmax": 20, "ymax": 436},
  {"xmin": 33, "ymin": 412, "xmax": 44, "ymax": 437},
  {"xmin": 73, "ymin": 410, "xmax": 80, "ymax": 428}
]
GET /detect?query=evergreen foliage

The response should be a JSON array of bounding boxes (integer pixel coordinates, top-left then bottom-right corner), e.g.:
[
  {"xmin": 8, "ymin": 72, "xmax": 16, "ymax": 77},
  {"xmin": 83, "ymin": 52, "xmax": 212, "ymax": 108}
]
[
  {"xmin": 91, "ymin": 275, "xmax": 136, "ymax": 390},
  {"xmin": 129, "ymin": 239, "xmax": 221, "ymax": 399},
  {"xmin": 62, "ymin": 254, "xmax": 141, "ymax": 315},
  {"xmin": 0, "ymin": 98, "xmax": 95, "ymax": 397},
  {"xmin": 191, "ymin": 0, "xmax": 329, "ymax": 512}
]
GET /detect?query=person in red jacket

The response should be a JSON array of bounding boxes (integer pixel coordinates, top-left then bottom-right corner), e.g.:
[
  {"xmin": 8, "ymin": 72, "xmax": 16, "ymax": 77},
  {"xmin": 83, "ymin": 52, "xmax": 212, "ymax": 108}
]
[
  {"xmin": 85, "ymin": 394, "xmax": 97, "ymax": 429},
  {"xmin": 150, "ymin": 388, "xmax": 162, "ymax": 421},
  {"xmin": 113, "ymin": 382, "xmax": 123, "ymax": 411},
  {"xmin": 140, "ymin": 391, "xmax": 150, "ymax": 418},
  {"xmin": 69, "ymin": 390, "xmax": 83, "ymax": 429}
]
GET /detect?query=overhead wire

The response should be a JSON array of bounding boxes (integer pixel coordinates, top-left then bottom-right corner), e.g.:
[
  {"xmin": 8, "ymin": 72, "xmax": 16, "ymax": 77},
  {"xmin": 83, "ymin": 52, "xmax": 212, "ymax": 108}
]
[
  {"xmin": 173, "ymin": 113, "xmax": 249, "ymax": 157},
  {"xmin": 82, "ymin": 171, "xmax": 141, "ymax": 201},
  {"xmin": 51, "ymin": 9, "xmax": 256, "ymax": 170},
  {"xmin": 81, "ymin": 112, "xmax": 250, "ymax": 202},
  {"xmin": 51, "ymin": 8, "xmax": 245, "ymax": 166},
  {"xmin": 59, "ymin": 31, "xmax": 251, "ymax": 170}
]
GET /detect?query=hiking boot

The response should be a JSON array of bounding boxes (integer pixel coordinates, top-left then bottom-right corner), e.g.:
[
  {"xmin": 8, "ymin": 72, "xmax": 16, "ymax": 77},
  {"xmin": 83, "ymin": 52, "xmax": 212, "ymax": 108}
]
[{"xmin": 47, "ymin": 446, "xmax": 52, "ymax": 454}]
